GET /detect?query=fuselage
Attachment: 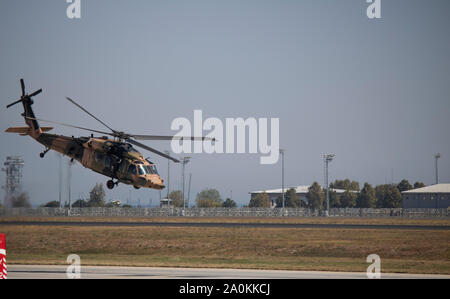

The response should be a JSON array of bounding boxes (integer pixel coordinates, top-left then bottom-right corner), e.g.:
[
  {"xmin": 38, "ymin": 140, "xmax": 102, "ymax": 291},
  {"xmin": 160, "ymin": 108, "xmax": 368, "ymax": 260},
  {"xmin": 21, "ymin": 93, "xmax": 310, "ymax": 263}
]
[{"xmin": 34, "ymin": 131, "xmax": 165, "ymax": 190}]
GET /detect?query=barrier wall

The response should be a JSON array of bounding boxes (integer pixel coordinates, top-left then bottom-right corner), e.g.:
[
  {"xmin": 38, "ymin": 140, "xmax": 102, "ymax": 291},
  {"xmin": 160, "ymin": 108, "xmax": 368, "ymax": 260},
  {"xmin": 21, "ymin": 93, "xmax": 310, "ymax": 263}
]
[{"xmin": 0, "ymin": 207, "xmax": 448, "ymax": 218}]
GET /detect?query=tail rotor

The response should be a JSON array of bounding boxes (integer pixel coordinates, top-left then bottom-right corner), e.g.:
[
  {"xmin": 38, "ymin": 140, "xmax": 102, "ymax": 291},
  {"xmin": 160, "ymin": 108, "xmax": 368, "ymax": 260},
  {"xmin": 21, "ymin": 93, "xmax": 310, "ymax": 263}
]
[{"xmin": 6, "ymin": 79, "xmax": 42, "ymax": 108}]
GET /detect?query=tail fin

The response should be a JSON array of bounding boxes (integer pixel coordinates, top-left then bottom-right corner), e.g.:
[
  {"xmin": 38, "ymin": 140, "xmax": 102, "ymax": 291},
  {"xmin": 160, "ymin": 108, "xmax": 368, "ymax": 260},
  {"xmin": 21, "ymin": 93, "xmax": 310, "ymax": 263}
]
[{"xmin": 6, "ymin": 79, "xmax": 42, "ymax": 134}]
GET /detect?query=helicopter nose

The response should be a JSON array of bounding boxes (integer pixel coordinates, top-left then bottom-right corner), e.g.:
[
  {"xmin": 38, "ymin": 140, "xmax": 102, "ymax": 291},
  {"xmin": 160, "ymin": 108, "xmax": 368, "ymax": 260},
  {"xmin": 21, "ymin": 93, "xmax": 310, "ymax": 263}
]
[{"xmin": 146, "ymin": 177, "xmax": 165, "ymax": 189}]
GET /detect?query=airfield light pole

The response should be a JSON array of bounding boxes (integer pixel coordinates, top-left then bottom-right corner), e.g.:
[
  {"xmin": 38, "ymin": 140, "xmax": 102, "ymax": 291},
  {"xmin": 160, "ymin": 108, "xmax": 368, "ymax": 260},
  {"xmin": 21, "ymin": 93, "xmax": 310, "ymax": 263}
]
[
  {"xmin": 67, "ymin": 159, "xmax": 73, "ymax": 210},
  {"xmin": 181, "ymin": 157, "xmax": 191, "ymax": 210},
  {"xmin": 279, "ymin": 149, "xmax": 285, "ymax": 210},
  {"xmin": 165, "ymin": 150, "xmax": 171, "ymax": 199},
  {"xmin": 435, "ymin": 153, "xmax": 441, "ymax": 185},
  {"xmin": 323, "ymin": 154, "xmax": 335, "ymax": 217},
  {"xmin": 58, "ymin": 153, "xmax": 62, "ymax": 208},
  {"xmin": 187, "ymin": 173, "xmax": 192, "ymax": 208}
]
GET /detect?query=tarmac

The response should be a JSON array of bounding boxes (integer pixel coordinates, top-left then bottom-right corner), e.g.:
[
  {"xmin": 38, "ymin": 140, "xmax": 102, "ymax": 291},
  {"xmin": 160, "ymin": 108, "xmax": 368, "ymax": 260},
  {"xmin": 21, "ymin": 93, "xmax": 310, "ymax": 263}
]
[{"xmin": 6, "ymin": 265, "xmax": 450, "ymax": 279}]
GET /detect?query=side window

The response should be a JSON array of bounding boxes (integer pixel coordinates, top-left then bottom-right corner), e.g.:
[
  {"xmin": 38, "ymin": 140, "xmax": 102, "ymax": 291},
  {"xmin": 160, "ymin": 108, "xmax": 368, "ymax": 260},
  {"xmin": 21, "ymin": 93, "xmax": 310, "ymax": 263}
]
[
  {"xmin": 104, "ymin": 155, "xmax": 111, "ymax": 168},
  {"xmin": 95, "ymin": 152, "xmax": 104, "ymax": 163},
  {"xmin": 118, "ymin": 161, "xmax": 126, "ymax": 173},
  {"xmin": 128, "ymin": 165, "xmax": 136, "ymax": 175}
]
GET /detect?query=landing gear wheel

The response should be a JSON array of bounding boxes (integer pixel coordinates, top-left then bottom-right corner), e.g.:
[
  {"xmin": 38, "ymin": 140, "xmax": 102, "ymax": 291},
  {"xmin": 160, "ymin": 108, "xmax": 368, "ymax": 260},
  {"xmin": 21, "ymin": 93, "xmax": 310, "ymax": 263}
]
[
  {"xmin": 133, "ymin": 185, "xmax": 140, "ymax": 190},
  {"xmin": 107, "ymin": 180, "xmax": 115, "ymax": 190},
  {"xmin": 40, "ymin": 148, "xmax": 50, "ymax": 158}
]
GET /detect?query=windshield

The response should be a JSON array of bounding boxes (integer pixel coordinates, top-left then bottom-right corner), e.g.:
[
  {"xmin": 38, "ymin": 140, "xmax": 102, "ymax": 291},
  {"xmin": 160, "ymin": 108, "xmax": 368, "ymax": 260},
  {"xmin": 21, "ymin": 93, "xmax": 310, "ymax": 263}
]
[
  {"xmin": 151, "ymin": 165, "xmax": 158, "ymax": 174},
  {"xmin": 136, "ymin": 164, "xmax": 158, "ymax": 175}
]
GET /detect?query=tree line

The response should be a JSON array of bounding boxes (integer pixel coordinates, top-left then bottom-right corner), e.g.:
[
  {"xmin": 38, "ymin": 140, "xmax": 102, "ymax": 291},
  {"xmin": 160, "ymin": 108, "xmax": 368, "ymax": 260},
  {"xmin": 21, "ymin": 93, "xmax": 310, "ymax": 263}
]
[
  {"xmin": 30, "ymin": 178, "xmax": 424, "ymax": 209},
  {"xmin": 248, "ymin": 179, "xmax": 425, "ymax": 209},
  {"xmin": 38, "ymin": 184, "xmax": 239, "ymax": 208}
]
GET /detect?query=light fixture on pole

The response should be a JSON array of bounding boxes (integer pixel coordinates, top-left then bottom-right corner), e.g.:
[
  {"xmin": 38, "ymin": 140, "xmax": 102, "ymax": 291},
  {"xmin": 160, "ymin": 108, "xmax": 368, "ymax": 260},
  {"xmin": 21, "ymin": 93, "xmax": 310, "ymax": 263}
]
[{"xmin": 323, "ymin": 154, "xmax": 335, "ymax": 217}]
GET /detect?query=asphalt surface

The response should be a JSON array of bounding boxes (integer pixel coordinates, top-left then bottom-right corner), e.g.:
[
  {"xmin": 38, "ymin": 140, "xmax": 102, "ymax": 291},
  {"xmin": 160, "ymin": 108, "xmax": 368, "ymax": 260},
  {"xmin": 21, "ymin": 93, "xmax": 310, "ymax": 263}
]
[
  {"xmin": 1, "ymin": 221, "xmax": 449, "ymax": 230},
  {"xmin": 6, "ymin": 265, "xmax": 449, "ymax": 279}
]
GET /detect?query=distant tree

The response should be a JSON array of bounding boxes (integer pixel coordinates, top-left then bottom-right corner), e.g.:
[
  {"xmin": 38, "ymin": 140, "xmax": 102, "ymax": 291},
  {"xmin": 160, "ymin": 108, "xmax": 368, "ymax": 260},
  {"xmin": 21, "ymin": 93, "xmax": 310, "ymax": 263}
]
[
  {"xmin": 122, "ymin": 204, "xmax": 132, "ymax": 208},
  {"xmin": 357, "ymin": 183, "xmax": 377, "ymax": 208},
  {"xmin": 43, "ymin": 200, "xmax": 60, "ymax": 208},
  {"xmin": 11, "ymin": 192, "xmax": 31, "ymax": 208},
  {"xmin": 330, "ymin": 179, "xmax": 360, "ymax": 191},
  {"xmin": 87, "ymin": 183, "xmax": 106, "ymax": 207},
  {"xmin": 375, "ymin": 184, "xmax": 402, "ymax": 208},
  {"xmin": 397, "ymin": 179, "xmax": 413, "ymax": 193},
  {"xmin": 168, "ymin": 190, "xmax": 183, "ymax": 208},
  {"xmin": 196, "ymin": 188, "xmax": 223, "ymax": 208},
  {"xmin": 249, "ymin": 193, "xmax": 271, "ymax": 208},
  {"xmin": 328, "ymin": 190, "xmax": 341, "ymax": 208},
  {"xmin": 340, "ymin": 190, "xmax": 358, "ymax": 208},
  {"xmin": 275, "ymin": 188, "xmax": 302, "ymax": 208},
  {"xmin": 222, "ymin": 198, "xmax": 237, "ymax": 208},
  {"xmin": 413, "ymin": 182, "xmax": 425, "ymax": 189},
  {"xmin": 72, "ymin": 199, "xmax": 88, "ymax": 207},
  {"xmin": 306, "ymin": 182, "xmax": 324, "ymax": 210},
  {"xmin": 285, "ymin": 188, "xmax": 302, "ymax": 208}
]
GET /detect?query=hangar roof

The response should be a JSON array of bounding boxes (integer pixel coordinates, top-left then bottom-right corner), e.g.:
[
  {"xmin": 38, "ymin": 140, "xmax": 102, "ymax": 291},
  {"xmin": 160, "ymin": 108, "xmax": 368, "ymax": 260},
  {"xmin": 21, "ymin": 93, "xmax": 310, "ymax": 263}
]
[
  {"xmin": 402, "ymin": 184, "xmax": 450, "ymax": 194},
  {"xmin": 250, "ymin": 185, "xmax": 353, "ymax": 194}
]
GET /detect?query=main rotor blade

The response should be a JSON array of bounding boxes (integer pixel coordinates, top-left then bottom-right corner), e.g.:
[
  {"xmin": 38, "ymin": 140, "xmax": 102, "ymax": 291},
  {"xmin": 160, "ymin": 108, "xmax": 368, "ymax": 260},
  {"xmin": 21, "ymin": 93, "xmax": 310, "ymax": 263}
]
[
  {"xmin": 131, "ymin": 135, "xmax": 216, "ymax": 141},
  {"xmin": 65, "ymin": 97, "xmax": 116, "ymax": 133},
  {"xmin": 6, "ymin": 98, "xmax": 23, "ymax": 109},
  {"xmin": 28, "ymin": 89, "xmax": 42, "ymax": 97},
  {"xmin": 20, "ymin": 79, "xmax": 25, "ymax": 97},
  {"xmin": 25, "ymin": 117, "xmax": 113, "ymax": 136},
  {"xmin": 127, "ymin": 139, "xmax": 180, "ymax": 163}
]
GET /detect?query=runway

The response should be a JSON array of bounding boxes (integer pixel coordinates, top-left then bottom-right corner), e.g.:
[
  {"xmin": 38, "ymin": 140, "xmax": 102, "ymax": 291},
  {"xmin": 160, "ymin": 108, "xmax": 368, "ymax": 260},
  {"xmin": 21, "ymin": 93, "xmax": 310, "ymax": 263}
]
[
  {"xmin": 7, "ymin": 265, "xmax": 450, "ymax": 279},
  {"xmin": 2, "ymin": 221, "xmax": 449, "ymax": 230}
]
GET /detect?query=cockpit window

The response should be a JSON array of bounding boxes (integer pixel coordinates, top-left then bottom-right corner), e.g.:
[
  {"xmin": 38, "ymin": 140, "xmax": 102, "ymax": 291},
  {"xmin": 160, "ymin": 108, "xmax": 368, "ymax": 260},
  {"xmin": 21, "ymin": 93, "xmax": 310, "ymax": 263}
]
[
  {"xmin": 150, "ymin": 165, "xmax": 158, "ymax": 174},
  {"xmin": 137, "ymin": 165, "xmax": 146, "ymax": 175},
  {"xmin": 128, "ymin": 165, "xmax": 137, "ymax": 175}
]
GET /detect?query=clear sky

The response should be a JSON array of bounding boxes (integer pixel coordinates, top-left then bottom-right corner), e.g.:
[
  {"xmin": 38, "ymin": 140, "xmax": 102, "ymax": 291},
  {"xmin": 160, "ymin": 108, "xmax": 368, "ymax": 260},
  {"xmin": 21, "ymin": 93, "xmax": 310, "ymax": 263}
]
[{"xmin": 1, "ymin": 0, "xmax": 449, "ymax": 207}]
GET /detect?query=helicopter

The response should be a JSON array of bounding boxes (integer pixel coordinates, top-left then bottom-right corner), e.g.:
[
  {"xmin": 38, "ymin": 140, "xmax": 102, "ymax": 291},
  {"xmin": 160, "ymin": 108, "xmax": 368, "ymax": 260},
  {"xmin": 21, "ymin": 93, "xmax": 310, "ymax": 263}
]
[{"xmin": 5, "ymin": 79, "xmax": 213, "ymax": 190}]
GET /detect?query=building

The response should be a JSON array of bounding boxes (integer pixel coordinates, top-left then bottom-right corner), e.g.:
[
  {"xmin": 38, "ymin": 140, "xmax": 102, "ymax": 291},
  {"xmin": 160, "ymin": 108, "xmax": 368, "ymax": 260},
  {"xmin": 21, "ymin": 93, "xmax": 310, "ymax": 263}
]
[
  {"xmin": 402, "ymin": 184, "xmax": 450, "ymax": 209},
  {"xmin": 249, "ymin": 185, "xmax": 351, "ymax": 208},
  {"xmin": 160, "ymin": 198, "xmax": 172, "ymax": 208}
]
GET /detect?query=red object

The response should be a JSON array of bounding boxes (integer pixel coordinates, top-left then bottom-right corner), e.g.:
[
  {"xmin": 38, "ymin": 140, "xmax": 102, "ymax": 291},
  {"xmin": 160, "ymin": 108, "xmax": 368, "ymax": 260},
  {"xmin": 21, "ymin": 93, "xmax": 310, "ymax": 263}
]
[{"xmin": 0, "ymin": 234, "xmax": 6, "ymax": 279}]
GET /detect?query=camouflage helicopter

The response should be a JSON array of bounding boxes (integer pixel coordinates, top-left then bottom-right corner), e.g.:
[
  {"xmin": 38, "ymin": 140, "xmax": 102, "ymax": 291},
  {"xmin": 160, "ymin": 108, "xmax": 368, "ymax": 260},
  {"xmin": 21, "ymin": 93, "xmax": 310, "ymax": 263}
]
[{"xmin": 5, "ymin": 79, "xmax": 211, "ymax": 190}]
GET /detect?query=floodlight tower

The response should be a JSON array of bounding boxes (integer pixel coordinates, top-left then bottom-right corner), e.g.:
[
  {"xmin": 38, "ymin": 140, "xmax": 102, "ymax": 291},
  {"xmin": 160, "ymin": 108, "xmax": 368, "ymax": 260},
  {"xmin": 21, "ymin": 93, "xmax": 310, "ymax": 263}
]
[
  {"xmin": 181, "ymin": 157, "xmax": 191, "ymax": 209},
  {"xmin": 1, "ymin": 156, "xmax": 24, "ymax": 207},
  {"xmin": 434, "ymin": 153, "xmax": 441, "ymax": 185},
  {"xmin": 323, "ymin": 154, "xmax": 335, "ymax": 217}
]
